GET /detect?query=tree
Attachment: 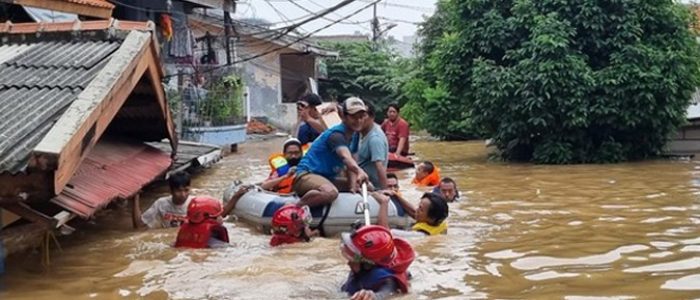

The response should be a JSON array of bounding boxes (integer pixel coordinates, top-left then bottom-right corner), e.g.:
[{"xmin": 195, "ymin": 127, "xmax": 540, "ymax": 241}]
[
  {"xmin": 414, "ymin": 0, "xmax": 700, "ymax": 163},
  {"xmin": 402, "ymin": 0, "xmax": 484, "ymax": 139},
  {"xmin": 319, "ymin": 41, "xmax": 411, "ymax": 122}
]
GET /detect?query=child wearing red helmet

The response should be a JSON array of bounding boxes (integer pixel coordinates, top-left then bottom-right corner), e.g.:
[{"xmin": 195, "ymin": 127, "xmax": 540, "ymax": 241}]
[
  {"xmin": 269, "ymin": 204, "xmax": 319, "ymax": 247},
  {"xmin": 175, "ymin": 187, "xmax": 250, "ymax": 249},
  {"xmin": 340, "ymin": 225, "xmax": 415, "ymax": 300},
  {"xmin": 175, "ymin": 196, "xmax": 229, "ymax": 248}
]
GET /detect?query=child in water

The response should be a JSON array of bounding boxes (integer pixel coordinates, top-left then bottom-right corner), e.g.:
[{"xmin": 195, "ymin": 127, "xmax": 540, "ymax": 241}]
[
  {"xmin": 340, "ymin": 225, "xmax": 415, "ymax": 300},
  {"xmin": 174, "ymin": 187, "xmax": 250, "ymax": 249},
  {"xmin": 174, "ymin": 196, "xmax": 230, "ymax": 248},
  {"xmin": 269, "ymin": 204, "xmax": 319, "ymax": 246}
]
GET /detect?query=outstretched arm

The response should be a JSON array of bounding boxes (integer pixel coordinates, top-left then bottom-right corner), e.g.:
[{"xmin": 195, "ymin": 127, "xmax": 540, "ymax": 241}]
[
  {"xmin": 336, "ymin": 146, "xmax": 368, "ymax": 192},
  {"xmin": 372, "ymin": 192, "xmax": 391, "ymax": 229},
  {"xmin": 221, "ymin": 186, "xmax": 252, "ymax": 217},
  {"xmin": 386, "ymin": 191, "xmax": 416, "ymax": 220},
  {"xmin": 259, "ymin": 176, "xmax": 285, "ymax": 191},
  {"xmin": 131, "ymin": 193, "xmax": 147, "ymax": 229}
]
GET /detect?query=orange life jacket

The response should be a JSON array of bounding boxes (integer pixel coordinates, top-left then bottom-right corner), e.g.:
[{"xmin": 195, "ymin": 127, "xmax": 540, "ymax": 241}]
[
  {"xmin": 174, "ymin": 220, "xmax": 229, "ymax": 249},
  {"xmin": 275, "ymin": 176, "xmax": 295, "ymax": 194},
  {"xmin": 267, "ymin": 144, "xmax": 310, "ymax": 193},
  {"xmin": 412, "ymin": 167, "xmax": 441, "ymax": 187}
]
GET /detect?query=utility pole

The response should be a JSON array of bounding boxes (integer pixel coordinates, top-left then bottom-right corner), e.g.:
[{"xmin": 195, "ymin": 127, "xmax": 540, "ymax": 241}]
[
  {"xmin": 371, "ymin": 2, "xmax": 379, "ymax": 46},
  {"xmin": 224, "ymin": 0, "xmax": 235, "ymax": 65}
]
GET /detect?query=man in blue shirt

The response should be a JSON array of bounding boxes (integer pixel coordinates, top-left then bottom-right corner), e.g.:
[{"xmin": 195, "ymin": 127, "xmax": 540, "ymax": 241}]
[
  {"xmin": 293, "ymin": 97, "xmax": 370, "ymax": 208},
  {"xmin": 355, "ymin": 102, "xmax": 389, "ymax": 190}
]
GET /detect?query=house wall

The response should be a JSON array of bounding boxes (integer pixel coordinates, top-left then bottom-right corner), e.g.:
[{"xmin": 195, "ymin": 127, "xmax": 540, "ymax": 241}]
[
  {"xmin": 667, "ymin": 120, "xmax": 700, "ymax": 155},
  {"xmin": 188, "ymin": 23, "xmax": 320, "ymax": 132},
  {"xmin": 238, "ymin": 39, "xmax": 301, "ymax": 131}
]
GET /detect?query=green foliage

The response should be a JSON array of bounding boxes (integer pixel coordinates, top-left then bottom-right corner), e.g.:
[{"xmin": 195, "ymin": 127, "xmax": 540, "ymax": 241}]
[
  {"xmin": 166, "ymin": 87, "xmax": 181, "ymax": 117},
  {"xmin": 414, "ymin": 0, "xmax": 700, "ymax": 163},
  {"xmin": 319, "ymin": 41, "xmax": 413, "ymax": 122},
  {"xmin": 202, "ymin": 74, "xmax": 244, "ymax": 125}
]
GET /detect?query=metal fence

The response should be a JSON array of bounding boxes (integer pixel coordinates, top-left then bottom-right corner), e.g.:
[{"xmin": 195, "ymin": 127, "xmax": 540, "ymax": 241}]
[{"xmin": 166, "ymin": 65, "xmax": 247, "ymax": 143}]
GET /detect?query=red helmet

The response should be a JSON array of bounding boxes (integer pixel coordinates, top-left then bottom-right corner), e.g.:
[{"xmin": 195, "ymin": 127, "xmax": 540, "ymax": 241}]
[
  {"xmin": 187, "ymin": 196, "xmax": 223, "ymax": 224},
  {"xmin": 340, "ymin": 225, "xmax": 415, "ymax": 273},
  {"xmin": 271, "ymin": 205, "xmax": 311, "ymax": 237}
]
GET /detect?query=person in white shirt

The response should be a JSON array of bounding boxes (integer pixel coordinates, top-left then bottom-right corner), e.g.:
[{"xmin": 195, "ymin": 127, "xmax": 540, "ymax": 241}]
[{"xmin": 132, "ymin": 171, "xmax": 193, "ymax": 229}]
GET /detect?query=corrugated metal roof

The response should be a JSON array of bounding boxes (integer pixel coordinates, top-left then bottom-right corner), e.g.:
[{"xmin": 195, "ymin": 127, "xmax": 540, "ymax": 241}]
[
  {"xmin": 0, "ymin": 38, "xmax": 120, "ymax": 174},
  {"xmin": 8, "ymin": 40, "xmax": 120, "ymax": 69},
  {"xmin": 0, "ymin": 44, "xmax": 32, "ymax": 65},
  {"xmin": 51, "ymin": 141, "xmax": 171, "ymax": 218},
  {"xmin": 0, "ymin": 61, "xmax": 106, "ymax": 89},
  {"xmin": 0, "ymin": 88, "xmax": 79, "ymax": 173}
]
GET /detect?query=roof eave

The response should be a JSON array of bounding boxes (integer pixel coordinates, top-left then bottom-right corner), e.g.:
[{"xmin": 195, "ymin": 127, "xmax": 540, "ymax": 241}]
[
  {"xmin": 306, "ymin": 46, "xmax": 338, "ymax": 57},
  {"xmin": 5, "ymin": 0, "xmax": 114, "ymax": 19},
  {"xmin": 30, "ymin": 29, "xmax": 174, "ymax": 195}
]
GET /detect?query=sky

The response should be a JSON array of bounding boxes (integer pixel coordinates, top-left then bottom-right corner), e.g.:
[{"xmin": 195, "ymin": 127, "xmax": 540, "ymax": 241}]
[{"xmin": 234, "ymin": 0, "xmax": 438, "ymax": 40}]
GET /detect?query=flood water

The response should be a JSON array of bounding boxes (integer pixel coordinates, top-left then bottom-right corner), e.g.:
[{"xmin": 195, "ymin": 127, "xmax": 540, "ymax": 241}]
[{"xmin": 2, "ymin": 137, "xmax": 700, "ymax": 299}]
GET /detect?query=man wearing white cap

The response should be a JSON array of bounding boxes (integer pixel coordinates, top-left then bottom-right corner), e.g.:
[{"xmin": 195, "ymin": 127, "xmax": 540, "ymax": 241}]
[{"xmin": 293, "ymin": 97, "xmax": 370, "ymax": 209}]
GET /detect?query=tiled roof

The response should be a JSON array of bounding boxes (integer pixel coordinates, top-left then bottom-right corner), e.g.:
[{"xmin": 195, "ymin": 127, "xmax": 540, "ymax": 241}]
[
  {"xmin": 0, "ymin": 41, "xmax": 119, "ymax": 173},
  {"xmin": 64, "ymin": 0, "xmax": 115, "ymax": 9},
  {"xmin": 0, "ymin": 20, "xmax": 151, "ymax": 174},
  {"xmin": 0, "ymin": 19, "xmax": 152, "ymax": 34}
]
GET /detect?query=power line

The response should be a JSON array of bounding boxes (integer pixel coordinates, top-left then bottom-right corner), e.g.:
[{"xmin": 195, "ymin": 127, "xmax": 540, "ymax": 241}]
[
  {"xmin": 284, "ymin": 0, "xmax": 372, "ymax": 29},
  {"xmin": 164, "ymin": 0, "xmax": 382, "ymax": 79},
  {"xmin": 109, "ymin": 0, "xmax": 331, "ymax": 53},
  {"xmin": 265, "ymin": 0, "xmax": 434, "ymax": 13},
  {"xmin": 272, "ymin": 0, "xmax": 356, "ymax": 39},
  {"xmin": 356, "ymin": 0, "xmax": 434, "ymax": 12},
  {"xmin": 378, "ymin": 16, "xmax": 421, "ymax": 25},
  {"xmin": 264, "ymin": 0, "xmax": 294, "ymax": 27}
]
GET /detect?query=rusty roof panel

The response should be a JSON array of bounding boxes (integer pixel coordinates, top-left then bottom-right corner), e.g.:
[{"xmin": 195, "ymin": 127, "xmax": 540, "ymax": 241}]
[{"xmin": 52, "ymin": 141, "xmax": 171, "ymax": 218}]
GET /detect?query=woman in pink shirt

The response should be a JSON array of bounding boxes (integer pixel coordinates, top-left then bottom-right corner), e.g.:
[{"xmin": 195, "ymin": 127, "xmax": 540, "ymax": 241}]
[{"xmin": 381, "ymin": 103, "xmax": 410, "ymax": 156}]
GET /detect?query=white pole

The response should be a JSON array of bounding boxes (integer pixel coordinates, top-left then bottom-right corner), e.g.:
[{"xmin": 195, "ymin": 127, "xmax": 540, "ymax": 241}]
[
  {"xmin": 362, "ymin": 183, "xmax": 370, "ymax": 225},
  {"xmin": 245, "ymin": 86, "xmax": 251, "ymax": 123}
]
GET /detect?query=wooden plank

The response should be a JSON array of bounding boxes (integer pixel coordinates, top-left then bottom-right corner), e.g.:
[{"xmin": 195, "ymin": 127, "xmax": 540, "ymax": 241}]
[
  {"xmin": 1, "ymin": 209, "xmax": 20, "ymax": 228},
  {"xmin": 2, "ymin": 203, "xmax": 56, "ymax": 228},
  {"xmin": 144, "ymin": 40, "xmax": 177, "ymax": 153},
  {"xmin": 13, "ymin": 0, "xmax": 113, "ymax": 19},
  {"xmin": 0, "ymin": 196, "xmax": 23, "ymax": 205}
]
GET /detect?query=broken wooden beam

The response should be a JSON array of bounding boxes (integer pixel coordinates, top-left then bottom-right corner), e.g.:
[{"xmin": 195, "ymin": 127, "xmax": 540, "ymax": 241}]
[{"xmin": 2, "ymin": 203, "xmax": 57, "ymax": 229}]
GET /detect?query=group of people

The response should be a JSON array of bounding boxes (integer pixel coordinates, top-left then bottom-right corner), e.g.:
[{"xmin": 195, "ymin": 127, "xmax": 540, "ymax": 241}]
[{"xmin": 130, "ymin": 94, "xmax": 460, "ymax": 300}]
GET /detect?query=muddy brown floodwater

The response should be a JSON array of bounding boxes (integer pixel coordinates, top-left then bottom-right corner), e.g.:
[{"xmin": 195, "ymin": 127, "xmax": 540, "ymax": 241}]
[{"xmin": 1, "ymin": 137, "xmax": 700, "ymax": 299}]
